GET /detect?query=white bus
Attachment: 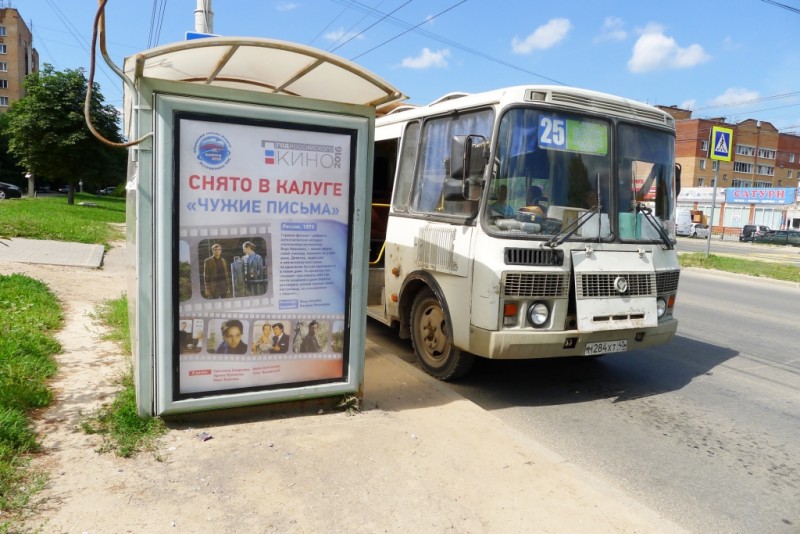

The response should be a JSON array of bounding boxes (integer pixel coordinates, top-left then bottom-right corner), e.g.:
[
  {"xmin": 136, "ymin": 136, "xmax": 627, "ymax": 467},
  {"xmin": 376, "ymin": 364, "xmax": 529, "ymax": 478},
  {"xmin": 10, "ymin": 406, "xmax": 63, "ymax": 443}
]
[{"xmin": 368, "ymin": 86, "xmax": 681, "ymax": 380}]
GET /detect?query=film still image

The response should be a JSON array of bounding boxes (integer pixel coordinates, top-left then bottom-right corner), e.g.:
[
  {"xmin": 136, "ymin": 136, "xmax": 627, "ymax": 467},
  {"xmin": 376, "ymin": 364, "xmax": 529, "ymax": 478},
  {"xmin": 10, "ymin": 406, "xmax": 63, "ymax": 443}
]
[
  {"xmin": 178, "ymin": 318, "xmax": 204, "ymax": 353},
  {"xmin": 206, "ymin": 318, "xmax": 250, "ymax": 355},
  {"xmin": 197, "ymin": 237, "xmax": 269, "ymax": 300},
  {"xmin": 251, "ymin": 320, "xmax": 291, "ymax": 354},
  {"xmin": 293, "ymin": 320, "xmax": 330, "ymax": 353}
]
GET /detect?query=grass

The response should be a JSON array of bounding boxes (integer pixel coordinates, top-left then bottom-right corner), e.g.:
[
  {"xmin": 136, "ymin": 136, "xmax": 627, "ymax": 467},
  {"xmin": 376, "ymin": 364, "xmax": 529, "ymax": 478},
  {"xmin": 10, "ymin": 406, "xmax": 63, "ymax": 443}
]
[
  {"xmin": 0, "ymin": 193, "xmax": 126, "ymax": 246},
  {"xmin": 0, "ymin": 274, "xmax": 63, "ymax": 529},
  {"xmin": 79, "ymin": 296, "xmax": 166, "ymax": 459},
  {"xmin": 679, "ymin": 252, "xmax": 800, "ymax": 283}
]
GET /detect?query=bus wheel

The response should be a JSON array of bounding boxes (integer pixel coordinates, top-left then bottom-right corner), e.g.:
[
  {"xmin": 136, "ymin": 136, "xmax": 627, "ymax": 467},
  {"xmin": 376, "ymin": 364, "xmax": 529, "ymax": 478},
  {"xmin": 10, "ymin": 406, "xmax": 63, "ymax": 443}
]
[{"xmin": 410, "ymin": 289, "xmax": 475, "ymax": 380}]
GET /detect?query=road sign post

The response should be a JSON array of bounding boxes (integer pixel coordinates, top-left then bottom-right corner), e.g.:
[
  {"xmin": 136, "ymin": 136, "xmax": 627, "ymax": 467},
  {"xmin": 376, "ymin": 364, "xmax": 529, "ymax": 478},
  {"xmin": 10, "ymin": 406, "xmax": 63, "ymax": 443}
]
[{"xmin": 706, "ymin": 126, "xmax": 734, "ymax": 257}]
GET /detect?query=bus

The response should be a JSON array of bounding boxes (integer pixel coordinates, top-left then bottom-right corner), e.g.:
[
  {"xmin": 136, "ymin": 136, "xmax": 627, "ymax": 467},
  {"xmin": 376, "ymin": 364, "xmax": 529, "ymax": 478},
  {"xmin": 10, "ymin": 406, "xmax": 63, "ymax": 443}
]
[{"xmin": 368, "ymin": 85, "xmax": 681, "ymax": 380}]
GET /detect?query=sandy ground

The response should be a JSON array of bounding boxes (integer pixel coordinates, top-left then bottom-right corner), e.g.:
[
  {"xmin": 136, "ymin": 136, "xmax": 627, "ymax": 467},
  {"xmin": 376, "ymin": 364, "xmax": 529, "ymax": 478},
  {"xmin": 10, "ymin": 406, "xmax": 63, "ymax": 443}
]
[{"xmin": 1, "ymin": 241, "xmax": 685, "ymax": 534}]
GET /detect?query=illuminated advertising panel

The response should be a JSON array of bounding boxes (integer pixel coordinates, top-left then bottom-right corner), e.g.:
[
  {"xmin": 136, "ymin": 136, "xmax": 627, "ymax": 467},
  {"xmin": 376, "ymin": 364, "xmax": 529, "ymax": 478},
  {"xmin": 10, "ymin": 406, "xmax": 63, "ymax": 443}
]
[{"xmin": 173, "ymin": 113, "xmax": 356, "ymax": 398}]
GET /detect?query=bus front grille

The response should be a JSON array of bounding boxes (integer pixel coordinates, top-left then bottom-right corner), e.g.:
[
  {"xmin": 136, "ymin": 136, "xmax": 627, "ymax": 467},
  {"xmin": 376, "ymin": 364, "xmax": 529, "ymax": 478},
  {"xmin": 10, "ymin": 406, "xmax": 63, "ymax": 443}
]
[
  {"xmin": 504, "ymin": 247, "xmax": 564, "ymax": 266},
  {"xmin": 576, "ymin": 273, "xmax": 655, "ymax": 298},
  {"xmin": 656, "ymin": 269, "xmax": 680, "ymax": 294},
  {"xmin": 503, "ymin": 273, "xmax": 569, "ymax": 298}
]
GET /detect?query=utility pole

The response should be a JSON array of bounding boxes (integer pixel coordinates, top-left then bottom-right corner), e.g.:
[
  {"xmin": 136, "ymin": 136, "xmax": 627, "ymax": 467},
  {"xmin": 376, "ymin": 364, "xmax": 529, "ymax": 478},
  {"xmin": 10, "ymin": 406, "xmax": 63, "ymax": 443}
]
[{"xmin": 195, "ymin": 0, "xmax": 213, "ymax": 33}]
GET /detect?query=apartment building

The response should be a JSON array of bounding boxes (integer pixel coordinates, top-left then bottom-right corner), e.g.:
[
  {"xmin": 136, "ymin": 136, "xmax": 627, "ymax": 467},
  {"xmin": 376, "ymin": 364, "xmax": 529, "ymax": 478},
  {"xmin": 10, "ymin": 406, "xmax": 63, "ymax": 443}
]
[
  {"xmin": 659, "ymin": 105, "xmax": 800, "ymax": 230},
  {"xmin": 0, "ymin": 5, "xmax": 38, "ymax": 112}
]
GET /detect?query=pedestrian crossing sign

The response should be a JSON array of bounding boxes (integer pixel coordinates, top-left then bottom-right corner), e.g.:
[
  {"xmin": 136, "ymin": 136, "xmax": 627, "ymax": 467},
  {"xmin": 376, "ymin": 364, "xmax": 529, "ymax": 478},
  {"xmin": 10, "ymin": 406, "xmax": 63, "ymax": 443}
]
[{"xmin": 710, "ymin": 126, "xmax": 733, "ymax": 161}]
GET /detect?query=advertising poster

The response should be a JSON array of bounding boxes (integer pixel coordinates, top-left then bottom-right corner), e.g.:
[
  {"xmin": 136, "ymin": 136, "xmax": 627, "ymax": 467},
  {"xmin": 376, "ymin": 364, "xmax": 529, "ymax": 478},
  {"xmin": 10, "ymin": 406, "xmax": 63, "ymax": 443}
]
[{"xmin": 173, "ymin": 113, "xmax": 355, "ymax": 397}]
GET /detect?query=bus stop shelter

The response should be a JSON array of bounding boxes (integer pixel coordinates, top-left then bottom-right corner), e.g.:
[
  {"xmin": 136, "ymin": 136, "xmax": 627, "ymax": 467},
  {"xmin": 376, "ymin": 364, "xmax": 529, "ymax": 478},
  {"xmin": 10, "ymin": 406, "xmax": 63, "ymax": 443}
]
[{"xmin": 122, "ymin": 37, "xmax": 404, "ymax": 416}]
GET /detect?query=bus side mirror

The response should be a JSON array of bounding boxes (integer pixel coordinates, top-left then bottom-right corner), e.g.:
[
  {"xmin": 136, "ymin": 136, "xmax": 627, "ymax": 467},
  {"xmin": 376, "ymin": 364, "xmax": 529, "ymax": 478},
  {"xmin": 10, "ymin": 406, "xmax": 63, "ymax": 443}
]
[
  {"xmin": 450, "ymin": 134, "xmax": 488, "ymax": 180},
  {"xmin": 674, "ymin": 163, "xmax": 682, "ymax": 196},
  {"xmin": 449, "ymin": 134, "xmax": 487, "ymax": 201}
]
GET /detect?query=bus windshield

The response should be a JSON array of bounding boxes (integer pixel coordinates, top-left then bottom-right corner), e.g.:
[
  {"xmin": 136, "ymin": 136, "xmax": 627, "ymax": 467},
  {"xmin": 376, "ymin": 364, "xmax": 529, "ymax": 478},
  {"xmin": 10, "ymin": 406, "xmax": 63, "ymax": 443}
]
[{"xmin": 486, "ymin": 107, "xmax": 675, "ymax": 242}]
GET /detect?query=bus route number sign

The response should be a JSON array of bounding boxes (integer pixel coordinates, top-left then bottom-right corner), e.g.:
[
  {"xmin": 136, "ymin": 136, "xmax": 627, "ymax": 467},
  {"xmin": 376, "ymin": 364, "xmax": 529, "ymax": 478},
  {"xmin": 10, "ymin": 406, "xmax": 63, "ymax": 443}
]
[{"xmin": 538, "ymin": 115, "xmax": 608, "ymax": 155}]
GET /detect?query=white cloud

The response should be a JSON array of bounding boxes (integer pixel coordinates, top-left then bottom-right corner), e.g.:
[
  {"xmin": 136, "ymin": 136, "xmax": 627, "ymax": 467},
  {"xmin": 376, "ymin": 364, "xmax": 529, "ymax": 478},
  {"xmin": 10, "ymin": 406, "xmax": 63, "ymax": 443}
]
[
  {"xmin": 710, "ymin": 88, "xmax": 760, "ymax": 107},
  {"xmin": 627, "ymin": 23, "xmax": 710, "ymax": 73},
  {"xmin": 323, "ymin": 28, "xmax": 364, "ymax": 43},
  {"xmin": 680, "ymin": 99, "xmax": 697, "ymax": 110},
  {"xmin": 276, "ymin": 3, "xmax": 298, "ymax": 12},
  {"xmin": 595, "ymin": 17, "xmax": 627, "ymax": 42},
  {"xmin": 512, "ymin": 18, "xmax": 572, "ymax": 54},
  {"xmin": 400, "ymin": 48, "xmax": 450, "ymax": 69}
]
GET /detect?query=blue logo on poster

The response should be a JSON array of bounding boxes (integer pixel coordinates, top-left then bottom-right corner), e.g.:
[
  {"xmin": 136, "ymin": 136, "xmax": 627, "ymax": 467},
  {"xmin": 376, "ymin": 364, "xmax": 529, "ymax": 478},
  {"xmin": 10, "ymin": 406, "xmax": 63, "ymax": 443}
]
[{"xmin": 194, "ymin": 133, "xmax": 231, "ymax": 169}]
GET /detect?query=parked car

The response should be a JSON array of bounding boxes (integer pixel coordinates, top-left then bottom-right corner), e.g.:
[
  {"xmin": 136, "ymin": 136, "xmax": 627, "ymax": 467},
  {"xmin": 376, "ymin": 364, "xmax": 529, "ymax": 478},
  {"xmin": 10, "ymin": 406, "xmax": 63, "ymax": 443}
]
[
  {"xmin": 97, "ymin": 186, "xmax": 117, "ymax": 195},
  {"xmin": 687, "ymin": 223, "xmax": 710, "ymax": 238},
  {"xmin": 753, "ymin": 230, "xmax": 800, "ymax": 247},
  {"xmin": 58, "ymin": 185, "xmax": 70, "ymax": 194},
  {"xmin": 739, "ymin": 224, "xmax": 771, "ymax": 242},
  {"xmin": 0, "ymin": 182, "xmax": 23, "ymax": 200}
]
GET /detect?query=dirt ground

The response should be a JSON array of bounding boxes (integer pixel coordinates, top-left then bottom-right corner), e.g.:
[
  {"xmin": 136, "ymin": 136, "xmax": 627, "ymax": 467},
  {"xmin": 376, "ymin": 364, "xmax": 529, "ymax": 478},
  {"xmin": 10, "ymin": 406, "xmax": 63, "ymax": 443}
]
[{"xmin": 2, "ymin": 241, "xmax": 684, "ymax": 534}]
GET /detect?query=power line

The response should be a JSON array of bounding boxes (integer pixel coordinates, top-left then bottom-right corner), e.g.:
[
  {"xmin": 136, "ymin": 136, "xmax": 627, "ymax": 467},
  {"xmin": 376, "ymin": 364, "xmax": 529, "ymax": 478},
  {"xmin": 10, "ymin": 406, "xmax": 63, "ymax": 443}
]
[
  {"xmin": 692, "ymin": 91, "xmax": 800, "ymax": 112},
  {"xmin": 324, "ymin": 0, "xmax": 388, "ymax": 51},
  {"xmin": 330, "ymin": 0, "xmax": 413, "ymax": 53},
  {"xmin": 309, "ymin": 4, "xmax": 350, "ymax": 46},
  {"xmin": 333, "ymin": 0, "xmax": 566, "ymax": 85},
  {"xmin": 350, "ymin": 1, "xmax": 464, "ymax": 61},
  {"xmin": 761, "ymin": 0, "xmax": 800, "ymax": 15}
]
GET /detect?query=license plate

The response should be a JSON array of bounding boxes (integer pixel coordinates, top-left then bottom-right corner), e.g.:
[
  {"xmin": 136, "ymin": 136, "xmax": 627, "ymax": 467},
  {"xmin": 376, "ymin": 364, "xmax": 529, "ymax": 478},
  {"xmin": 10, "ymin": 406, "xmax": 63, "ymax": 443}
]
[{"xmin": 584, "ymin": 340, "xmax": 627, "ymax": 355}]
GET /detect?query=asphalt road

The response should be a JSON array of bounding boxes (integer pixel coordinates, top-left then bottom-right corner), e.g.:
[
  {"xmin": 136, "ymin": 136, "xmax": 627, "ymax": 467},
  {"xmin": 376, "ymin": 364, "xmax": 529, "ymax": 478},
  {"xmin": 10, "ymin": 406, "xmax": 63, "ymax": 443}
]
[{"xmin": 367, "ymin": 269, "xmax": 800, "ymax": 533}]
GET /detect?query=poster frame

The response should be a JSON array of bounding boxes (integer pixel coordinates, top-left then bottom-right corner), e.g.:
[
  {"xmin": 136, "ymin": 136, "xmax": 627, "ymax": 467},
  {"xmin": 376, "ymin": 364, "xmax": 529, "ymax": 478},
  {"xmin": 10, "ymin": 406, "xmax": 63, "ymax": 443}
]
[{"xmin": 147, "ymin": 91, "xmax": 372, "ymax": 415}]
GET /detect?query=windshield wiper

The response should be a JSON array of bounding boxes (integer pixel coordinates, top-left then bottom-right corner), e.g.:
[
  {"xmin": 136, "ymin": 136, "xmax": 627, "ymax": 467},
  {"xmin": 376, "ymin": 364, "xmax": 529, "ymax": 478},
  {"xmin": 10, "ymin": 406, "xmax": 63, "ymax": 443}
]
[
  {"xmin": 544, "ymin": 202, "xmax": 601, "ymax": 248},
  {"xmin": 636, "ymin": 203, "xmax": 674, "ymax": 250}
]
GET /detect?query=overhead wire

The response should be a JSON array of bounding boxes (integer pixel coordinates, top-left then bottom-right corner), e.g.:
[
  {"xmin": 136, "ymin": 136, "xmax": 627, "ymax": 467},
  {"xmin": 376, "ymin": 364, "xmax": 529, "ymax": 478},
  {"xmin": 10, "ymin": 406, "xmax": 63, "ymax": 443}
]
[
  {"xmin": 329, "ymin": 0, "xmax": 413, "ymax": 53},
  {"xmin": 42, "ymin": 0, "xmax": 118, "ymax": 91},
  {"xmin": 324, "ymin": 0, "xmax": 387, "ymax": 50},
  {"xmin": 309, "ymin": 4, "xmax": 350, "ymax": 46},
  {"xmin": 330, "ymin": 0, "xmax": 566, "ymax": 85},
  {"xmin": 350, "ymin": 0, "xmax": 465, "ymax": 61}
]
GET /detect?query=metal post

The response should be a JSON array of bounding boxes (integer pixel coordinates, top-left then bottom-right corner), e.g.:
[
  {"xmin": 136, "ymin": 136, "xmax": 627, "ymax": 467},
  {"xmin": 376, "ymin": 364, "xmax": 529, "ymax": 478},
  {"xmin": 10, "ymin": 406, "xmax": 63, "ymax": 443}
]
[{"xmin": 705, "ymin": 165, "xmax": 718, "ymax": 257}]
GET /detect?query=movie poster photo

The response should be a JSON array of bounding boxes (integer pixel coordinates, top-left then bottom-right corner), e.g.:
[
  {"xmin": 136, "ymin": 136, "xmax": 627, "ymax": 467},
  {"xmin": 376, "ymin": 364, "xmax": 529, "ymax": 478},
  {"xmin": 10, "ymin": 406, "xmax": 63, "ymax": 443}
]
[{"xmin": 174, "ymin": 113, "xmax": 354, "ymax": 396}]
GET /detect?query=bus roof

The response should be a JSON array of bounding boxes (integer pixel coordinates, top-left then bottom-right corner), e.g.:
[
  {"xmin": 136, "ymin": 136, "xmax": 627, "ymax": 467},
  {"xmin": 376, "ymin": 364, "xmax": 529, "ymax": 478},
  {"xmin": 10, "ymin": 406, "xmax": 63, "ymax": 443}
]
[{"xmin": 376, "ymin": 85, "xmax": 674, "ymax": 130}]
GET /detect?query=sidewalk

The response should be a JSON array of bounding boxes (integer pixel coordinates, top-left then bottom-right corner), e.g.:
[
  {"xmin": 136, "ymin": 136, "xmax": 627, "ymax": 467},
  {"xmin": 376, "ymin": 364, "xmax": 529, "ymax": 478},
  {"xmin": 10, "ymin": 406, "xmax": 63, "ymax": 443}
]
[
  {"xmin": 0, "ymin": 237, "xmax": 104, "ymax": 268},
  {"xmin": 1, "ymin": 239, "xmax": 687, "ymax": 533}
]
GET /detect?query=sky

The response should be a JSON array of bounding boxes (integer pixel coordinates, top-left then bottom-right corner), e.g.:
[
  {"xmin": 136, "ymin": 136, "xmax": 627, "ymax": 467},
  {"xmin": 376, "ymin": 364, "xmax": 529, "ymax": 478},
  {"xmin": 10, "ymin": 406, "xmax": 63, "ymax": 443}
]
[{"xmin": 15, "ymin": 0, "xmax": 800, "ymax": 134}]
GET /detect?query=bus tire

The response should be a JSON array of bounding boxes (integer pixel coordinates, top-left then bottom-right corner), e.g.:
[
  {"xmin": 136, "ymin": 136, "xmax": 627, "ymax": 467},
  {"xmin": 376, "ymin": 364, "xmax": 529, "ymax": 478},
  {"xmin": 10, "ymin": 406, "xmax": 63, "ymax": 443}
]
[{"xmin": 410, "ymin": 289, "xmax": 475, "ymax": 380}]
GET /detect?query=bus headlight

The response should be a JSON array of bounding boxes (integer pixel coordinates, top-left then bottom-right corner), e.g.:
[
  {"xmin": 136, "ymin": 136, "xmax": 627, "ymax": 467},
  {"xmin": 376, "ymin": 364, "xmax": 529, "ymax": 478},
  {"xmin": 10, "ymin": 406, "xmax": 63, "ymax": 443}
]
[
  {"xmin": 656, "ymin": 297, "xmax": 667, "ymax": 318},
  {"xmin": 527, "ymin": 301, "xmax": 550, "ymax": 328}
]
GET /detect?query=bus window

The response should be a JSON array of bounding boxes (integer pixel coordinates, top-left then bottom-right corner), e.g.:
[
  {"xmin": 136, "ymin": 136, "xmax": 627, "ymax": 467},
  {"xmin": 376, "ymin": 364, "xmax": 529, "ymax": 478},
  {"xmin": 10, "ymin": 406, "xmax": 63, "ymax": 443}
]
[
  {"xmin": 617, "ymin": 124, "xmax": 675, "ymax": 238},
  {"xmin": 411, "ymin": 109, "xmax": 493, "ymax": 217},
  {"xmin": 391, "ymin": 121, "xmax": 420, "ymax": 213},
  {"xmin": 490, "ymin": 108, "xmax": 611, "ymax": 237}
]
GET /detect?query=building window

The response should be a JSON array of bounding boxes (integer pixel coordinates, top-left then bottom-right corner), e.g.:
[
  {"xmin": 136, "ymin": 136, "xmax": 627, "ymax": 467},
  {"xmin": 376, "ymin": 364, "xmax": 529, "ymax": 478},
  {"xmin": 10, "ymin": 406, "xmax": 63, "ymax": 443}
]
[
  {"xmin": 697, "ymin": 177, "xmax": 704, "ymax": 187},
  {"xmin": 700, "ymin": 140, "xmax": 708, "ymax": 152},
  {"xmin": 755, "ymin": 181, "xmax": 772, "ymax": 188},
  {"xmin": 790, "ymin": 153, "xmax": 796, "ymax": 163},
  {"xmin": 722, "ymin": 173, "xmax": 728, "ymax": 181},
  {"xmin": 699, "ymin": 159, "xmax": 706, "ymax": 170},
  {"xmin": 757, "ymin": 148, "xmax": 776, "ymax": 159},
  {"xmin": 0, "ymin": 79, "xmax": 6, "ymax": 89},
  {"xmin": 755, "ymin": 164, "xmax": 774, "ymax": 176},
  {"xmin": 734, "ymin": 161, "xmax": 753, "ymax": 173},
  {"xmin": 712, "ymin": 160, "xmax": 719, "ymax": 171},
  {"xmin": 0, "ymin": 45, "xmax": 6, "ymax": 55},
  {"xmin": 0, "ymin": 63, "xmax": 6, "ymax": 73},
  {"xmin": 736, "ymin": 144, "xmax": 755, "ymax": 156},
  {"xmin": 0, "ymin": 96, "xmax": 8, "ymax": 107},
  {"xmin": 789, "ymin": 170, "xmax": 794, "ymax": 179},
  {"xmin": 0, "ymin": 27, "xmax": 6, "ymax": 37},
  {"xmin": 710, "ymin": 178, "xmax": 716, "ymax": 187}
]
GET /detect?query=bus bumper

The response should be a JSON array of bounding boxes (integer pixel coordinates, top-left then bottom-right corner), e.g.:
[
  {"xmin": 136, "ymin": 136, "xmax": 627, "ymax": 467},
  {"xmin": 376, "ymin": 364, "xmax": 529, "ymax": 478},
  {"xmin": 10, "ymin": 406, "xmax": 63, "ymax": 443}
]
[{"xmin": 467, "ymin": 318, "xmax": 678, "ymax": 360}]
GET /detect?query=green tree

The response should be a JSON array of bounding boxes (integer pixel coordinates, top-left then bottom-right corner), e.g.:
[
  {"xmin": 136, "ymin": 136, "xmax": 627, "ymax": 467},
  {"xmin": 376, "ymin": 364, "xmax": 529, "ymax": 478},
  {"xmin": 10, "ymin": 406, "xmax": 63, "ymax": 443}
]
[
  {"xmin": 4, "ymin": 64, "xmax": 126, "ymax": 204},
  {"xmin": 0, "ymin": 113, "xmax": 25, "ymax": 186}
]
